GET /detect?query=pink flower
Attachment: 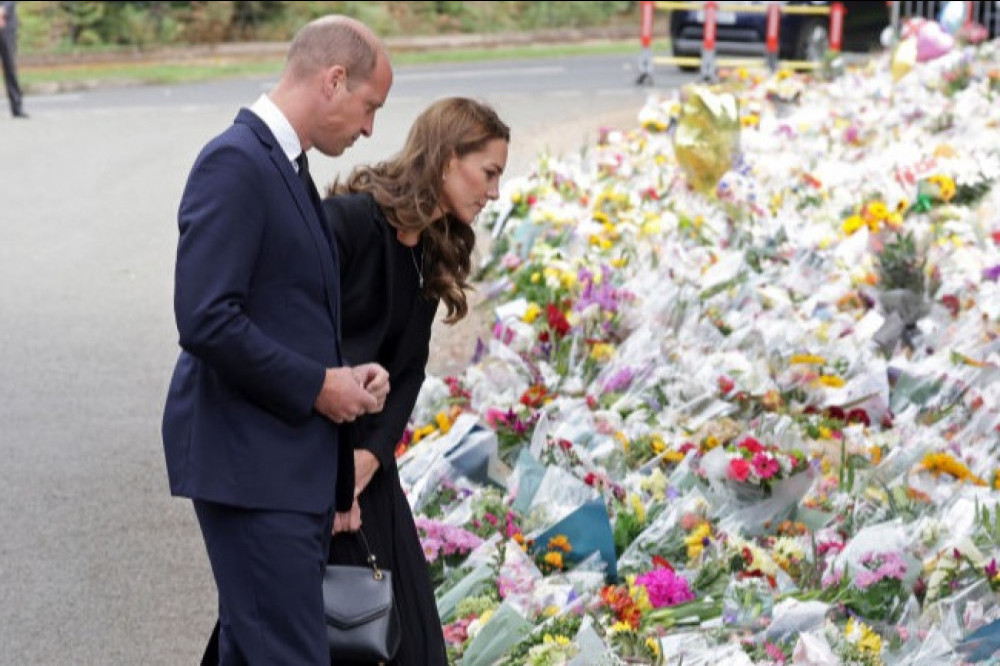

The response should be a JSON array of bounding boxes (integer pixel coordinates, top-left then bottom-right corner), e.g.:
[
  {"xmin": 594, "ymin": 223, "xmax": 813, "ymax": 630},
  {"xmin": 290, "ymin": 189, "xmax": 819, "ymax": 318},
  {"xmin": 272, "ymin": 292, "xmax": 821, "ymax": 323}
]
[
  {"xmin": 635, "ymin": 568, "xmax": 695, "ymax": 608},
  {"xmin": 765, "ymin": 642, "xmax": 786, "ymax": 663},
  {"xmin": 728, "ymin": 457, "xmax": 752, "ymax": 482},
  {"xmin": 751, "ymin": 452, "xmax": 780, "ymax": 479},
  {"xmin": 739, "ymin": 436, "xmax": 764, "ymax": 454}
]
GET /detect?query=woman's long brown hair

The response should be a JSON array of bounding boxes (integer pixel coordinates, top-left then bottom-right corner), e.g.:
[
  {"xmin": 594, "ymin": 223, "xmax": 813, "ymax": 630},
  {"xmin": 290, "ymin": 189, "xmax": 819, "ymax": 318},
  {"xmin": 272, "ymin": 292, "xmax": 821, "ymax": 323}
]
[{"xmin": 329, "ymin": 97, "xmax": 510, "ymax": 323}]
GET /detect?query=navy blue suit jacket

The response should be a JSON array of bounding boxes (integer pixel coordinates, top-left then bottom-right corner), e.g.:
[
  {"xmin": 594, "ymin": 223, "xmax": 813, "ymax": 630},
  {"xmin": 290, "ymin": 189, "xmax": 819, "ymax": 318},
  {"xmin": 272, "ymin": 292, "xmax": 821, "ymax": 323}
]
[{"xmin": 162, "ymin": 108, "xmax": 353, "ymax": 514}]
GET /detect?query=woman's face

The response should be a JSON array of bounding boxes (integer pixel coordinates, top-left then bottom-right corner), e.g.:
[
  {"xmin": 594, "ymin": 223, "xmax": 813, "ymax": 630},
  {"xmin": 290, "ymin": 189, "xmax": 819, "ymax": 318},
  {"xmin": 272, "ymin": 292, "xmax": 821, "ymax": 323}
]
[{"xmin": 439, "ymin": 138, "xmax": 508, "ymax": 225}]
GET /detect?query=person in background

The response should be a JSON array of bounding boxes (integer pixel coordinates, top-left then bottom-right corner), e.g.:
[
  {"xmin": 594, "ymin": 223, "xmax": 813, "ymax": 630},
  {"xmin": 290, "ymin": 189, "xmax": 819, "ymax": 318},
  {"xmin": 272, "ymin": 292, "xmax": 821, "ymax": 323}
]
[
  {"xmin": 163, "ymin": 15, "xmax": 393, "ymax": 665},
  {"xmin": 0, "ymin": 0, "xmax": 26, "ymax": 118},
  {"xmin": 324, "ymin": 96, "xmax": 510, "ymax": 665}
]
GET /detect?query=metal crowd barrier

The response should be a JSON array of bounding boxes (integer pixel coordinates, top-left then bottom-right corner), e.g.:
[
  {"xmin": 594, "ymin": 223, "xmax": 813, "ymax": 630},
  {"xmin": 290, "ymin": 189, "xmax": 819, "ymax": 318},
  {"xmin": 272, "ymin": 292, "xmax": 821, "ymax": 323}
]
[{"xmin": 637, "ymin": 1, "xmax": 844, "ymax": 84}]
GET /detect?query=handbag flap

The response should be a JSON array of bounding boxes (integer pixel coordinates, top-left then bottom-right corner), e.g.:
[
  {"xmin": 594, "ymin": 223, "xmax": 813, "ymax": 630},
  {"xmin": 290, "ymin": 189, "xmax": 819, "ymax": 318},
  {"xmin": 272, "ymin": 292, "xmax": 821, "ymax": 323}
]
[{"xmin": 323, "ymin": 565, "xmax": 394, "ymax": 629}]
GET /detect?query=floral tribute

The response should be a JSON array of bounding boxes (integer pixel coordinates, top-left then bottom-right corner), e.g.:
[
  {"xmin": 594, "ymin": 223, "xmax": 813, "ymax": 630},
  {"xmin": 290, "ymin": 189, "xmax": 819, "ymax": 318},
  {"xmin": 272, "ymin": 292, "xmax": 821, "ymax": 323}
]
[{"xmin": 402, "ymin": 31, "xmax": 1000, "ymax": 666}]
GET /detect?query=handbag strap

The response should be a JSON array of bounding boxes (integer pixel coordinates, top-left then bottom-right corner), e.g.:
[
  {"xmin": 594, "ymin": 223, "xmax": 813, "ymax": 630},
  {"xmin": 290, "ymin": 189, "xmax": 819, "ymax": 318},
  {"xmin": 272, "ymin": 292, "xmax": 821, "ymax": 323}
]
[{"xmin": 355, "ymin": 529, "xmax": 385, "ymax": 581}]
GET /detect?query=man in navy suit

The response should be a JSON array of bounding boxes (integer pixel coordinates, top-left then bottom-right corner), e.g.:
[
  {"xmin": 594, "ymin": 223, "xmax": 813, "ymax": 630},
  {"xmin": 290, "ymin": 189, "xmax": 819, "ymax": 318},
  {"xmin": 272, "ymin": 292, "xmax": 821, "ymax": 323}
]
[{"xmin": 162, "ymin": 15, "xmax": 393, "ymax": 664}]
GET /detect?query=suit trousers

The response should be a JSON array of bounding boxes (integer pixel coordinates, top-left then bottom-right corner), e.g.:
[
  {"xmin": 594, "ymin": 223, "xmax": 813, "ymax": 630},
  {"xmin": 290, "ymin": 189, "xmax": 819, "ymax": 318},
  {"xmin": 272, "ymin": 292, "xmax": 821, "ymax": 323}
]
[
  {"xmin": 194, "ymin": 500, "xmax": 334, "ymax": 665},
  {"xmin": 0, "ymin": 29, "xmax": 22, "ymax": 116}
]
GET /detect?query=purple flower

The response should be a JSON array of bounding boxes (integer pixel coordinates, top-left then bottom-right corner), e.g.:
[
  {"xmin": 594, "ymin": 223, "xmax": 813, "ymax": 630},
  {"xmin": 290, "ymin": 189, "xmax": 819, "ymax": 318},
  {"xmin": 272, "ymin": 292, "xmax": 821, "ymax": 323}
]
[
  {"xmin": 983, "ymin": 264, "xmax": 1000, "ymax": 282},
  {"xmin": 986, "ymin": 559, "xmax": 998, "ymax": 579},
  {"xmin": 602, "ymin": 367, "xmax": 635, "ymax": 393}
]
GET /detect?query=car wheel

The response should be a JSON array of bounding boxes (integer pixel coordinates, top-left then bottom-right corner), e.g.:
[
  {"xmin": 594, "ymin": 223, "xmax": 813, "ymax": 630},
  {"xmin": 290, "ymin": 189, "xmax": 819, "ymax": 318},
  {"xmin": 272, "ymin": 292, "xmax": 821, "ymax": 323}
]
[{"xmin": 795, "ymin": 20, "xmax": 829, "ymax": 62}]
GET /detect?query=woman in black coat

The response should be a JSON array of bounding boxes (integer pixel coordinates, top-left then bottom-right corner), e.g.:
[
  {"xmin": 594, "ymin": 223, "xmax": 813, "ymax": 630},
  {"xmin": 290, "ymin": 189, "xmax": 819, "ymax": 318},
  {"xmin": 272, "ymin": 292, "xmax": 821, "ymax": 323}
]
[
  {"xmin": 200, "ymin": 98, "xmax": 509, "ymax": 666},
  {"xmin": 324, "ymin": 97, "xmax": 509, "ymax": 665}
]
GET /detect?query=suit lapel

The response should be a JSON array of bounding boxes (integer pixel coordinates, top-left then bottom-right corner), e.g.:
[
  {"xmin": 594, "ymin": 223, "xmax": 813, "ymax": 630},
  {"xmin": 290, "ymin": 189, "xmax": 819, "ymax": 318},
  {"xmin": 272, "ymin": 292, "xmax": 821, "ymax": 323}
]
[{"xmin": 235, "ymin": 110, "xmax": 342, "ymax": 350}]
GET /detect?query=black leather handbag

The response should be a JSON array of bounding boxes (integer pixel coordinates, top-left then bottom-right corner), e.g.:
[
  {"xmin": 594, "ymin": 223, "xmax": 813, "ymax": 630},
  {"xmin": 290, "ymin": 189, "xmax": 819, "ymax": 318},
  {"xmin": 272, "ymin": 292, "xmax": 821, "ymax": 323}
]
[{"xmin": 323, "ymin": 530, "xmax": 401, "ymax": 663}]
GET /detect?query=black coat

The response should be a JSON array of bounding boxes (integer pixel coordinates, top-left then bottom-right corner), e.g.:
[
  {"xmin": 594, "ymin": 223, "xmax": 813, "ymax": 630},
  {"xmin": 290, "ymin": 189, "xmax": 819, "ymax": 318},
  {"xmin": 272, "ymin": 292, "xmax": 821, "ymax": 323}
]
[{"xmin": 323, "ymin": 192, "xmax": 449, "ymax": 666}]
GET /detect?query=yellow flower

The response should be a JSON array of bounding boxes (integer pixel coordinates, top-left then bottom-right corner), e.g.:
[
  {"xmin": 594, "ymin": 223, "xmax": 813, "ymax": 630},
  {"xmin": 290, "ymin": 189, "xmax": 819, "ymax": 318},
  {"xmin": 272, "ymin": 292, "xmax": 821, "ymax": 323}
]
[
  {"xmin": 629, "ymin": 494, "xmax": 646, "ymax": 524},
  {"xmin": 685, "ymin": 522, "xmax": 711, "ymax": 561},
  {"xmin": 885, "ymin": 211, "xmax": 904, "ymax": 230},
  {"xmin": 921, "ymin": 452, "xmax": 987, "ymax": 485},
  {"xmin": 523, "ymin": 302, "xmax": 541, "ymax": 323},
  {"xmin": 703, "ymin": 435, "xmax": 720, "ymax": 450},
  {"xmin": 928, "ymin": 174, "xmax": 956, "ymax": 202},
  {"xmin": 511, "ymin": 190, "xmax": 523, "ymax": 205},
  {"xmin": 866, "ymin": 201, "xmax": 890, "ymax": 220},
  {"xmin": 641, "ymin": 213, "xmax": 662, "ymax": 236},
  {"xmin": 548, "ymin": 534, "xmax": 572, "ymax": 552},
  {"xmin": 560, "ymin": 270, "xmax": 578, "ymax": 289},
  {"xmin": 593, "ymin": 211, "xmax": 610, "ymax": 225},
  {"xmin": 790, "ymin": 354, "xmax": 826, "ymax": 365},
  {"xmin": 650, "ymin": 435, "xmax": 666, "ymax": 454},
  {"xmin": 543, "ymin": 605, "xmax": 560, "ymax": 617},
  {"xmin": 645, "ymin": 638, "xmax": 661, "ymax": 657},
  {"xmin": 412, "ymin": 424, "xmax": 436, "ymax": 443},
  {"xmin": 616, "ymin": 431, "xmax": 629, "ymax": 452},
  {"xmin": 589, "ymin": 342, "xmax": 614, "ymax": 362},
  {"xmin": 610, "ymin": 621, "xmax": 633, "ymax": 634},
  {"xmin": 662, "ymin": 449, "xmax": 684, "ymax": 464},
  {"xmin": 530, "ymin": 271, "xmax": 541, "ymax": 284},
  {"xmin": 933, "ymin": 144, "xmax": 956, "ymax": 158},
  {"xmin": 818, "ymin": 426, "xmax": 833, "ymax": 439},
  {"xmin": 847, "ymin": 617, "xmax": 883, "ymax": 657},
  {"xmin": 816, "ymin": 375, "xmax": 845, "ymax": 388},
  {"xmin": 435, "ymin": 411, "xmax": 452, "ymax": 434},
  {"xmin": 611, "ymin": 256, "xmax": 629, "ymax": 268},
  {"xmin": 542, "ymin": 633, "xmax": 570, "ymax": 646}
]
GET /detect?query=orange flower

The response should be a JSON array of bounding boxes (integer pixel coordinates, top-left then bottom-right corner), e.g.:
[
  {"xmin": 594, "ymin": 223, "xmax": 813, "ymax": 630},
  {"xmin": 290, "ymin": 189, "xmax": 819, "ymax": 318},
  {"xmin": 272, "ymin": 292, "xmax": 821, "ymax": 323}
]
[
  {"xmin": 544, "ymin": 551, "xmax": 564, "ymax": 570},
  {"xmin": 921, "ymin": 452, "xmax": 986, "ymax": 486}
]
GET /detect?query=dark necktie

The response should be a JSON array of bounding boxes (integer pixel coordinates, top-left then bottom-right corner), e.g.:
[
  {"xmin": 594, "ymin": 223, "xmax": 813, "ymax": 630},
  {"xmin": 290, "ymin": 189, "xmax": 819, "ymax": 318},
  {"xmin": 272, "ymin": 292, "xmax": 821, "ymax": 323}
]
[
  {"xmin": 296, "ymin": 151, "xmax": 314, "ymax": 194},
  {"xmin": 296, "ymin": 152, "xmax": 323, "ymax": 219},
  {"xmin": 296, "ymin": 151, "xmax": 336, "ymax": 250}
]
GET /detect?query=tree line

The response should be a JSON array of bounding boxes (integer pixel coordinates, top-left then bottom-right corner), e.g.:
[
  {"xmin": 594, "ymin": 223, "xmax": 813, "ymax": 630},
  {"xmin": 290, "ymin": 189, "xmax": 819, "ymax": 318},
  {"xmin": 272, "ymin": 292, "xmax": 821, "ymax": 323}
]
[{"xmin": 19, "ymin": 1, "xmax": 637, "ymax": 53}]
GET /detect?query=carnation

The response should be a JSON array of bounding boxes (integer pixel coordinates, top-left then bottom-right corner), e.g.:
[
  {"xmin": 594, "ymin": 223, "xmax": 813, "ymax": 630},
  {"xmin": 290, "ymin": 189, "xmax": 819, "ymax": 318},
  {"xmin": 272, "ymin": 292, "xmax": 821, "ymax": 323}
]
[{"xmin": 635, "ymin": 567, "xmax": 695, "ymax": 608}]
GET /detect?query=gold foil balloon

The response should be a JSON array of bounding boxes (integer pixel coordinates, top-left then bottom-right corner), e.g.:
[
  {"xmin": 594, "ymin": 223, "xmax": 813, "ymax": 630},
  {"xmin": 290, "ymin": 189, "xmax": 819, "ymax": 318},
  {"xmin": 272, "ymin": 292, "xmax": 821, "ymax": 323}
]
[
  {"xmin": 673, "ymin": 85, "xmax": 740, "ymax": 195},
  {"xmin": 891, "ymin": 37, "xmax": 917, "ymax": 82}
]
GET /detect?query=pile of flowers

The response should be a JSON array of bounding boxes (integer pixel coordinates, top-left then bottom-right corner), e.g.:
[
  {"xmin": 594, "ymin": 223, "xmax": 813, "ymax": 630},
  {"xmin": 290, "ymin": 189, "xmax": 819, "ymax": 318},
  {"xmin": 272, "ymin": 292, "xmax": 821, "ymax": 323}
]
[{"xmin": 397, "ymin": 31, "xmax": 1000, "ymax": 665}]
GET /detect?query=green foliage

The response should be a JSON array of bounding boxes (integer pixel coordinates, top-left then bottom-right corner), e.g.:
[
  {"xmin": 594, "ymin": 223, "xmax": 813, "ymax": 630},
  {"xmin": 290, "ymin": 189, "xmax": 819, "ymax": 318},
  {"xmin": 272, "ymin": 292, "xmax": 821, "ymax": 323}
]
[
  {"xmin": 875, "ymin": 231, "xmax": 925, "ymax": 293},
  {"xmin": 498, "ymin": 613, "xmax": 583, "ymax": 666},
  {"xmin": 974, "ymin": 502, "xmax": 1000, "ymax": 550},
  {"xmin": 21, "ymin": 0, "xmax": 639, "ymax": 52}
]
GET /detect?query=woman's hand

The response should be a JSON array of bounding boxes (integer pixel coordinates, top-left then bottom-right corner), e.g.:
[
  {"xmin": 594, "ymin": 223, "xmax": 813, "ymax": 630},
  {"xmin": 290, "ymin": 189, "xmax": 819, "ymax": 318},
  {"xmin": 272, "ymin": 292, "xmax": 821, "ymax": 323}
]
[
  {"xmin": 354, "ymin": 449, "xmax": 381, "ymax": 496},
  {"xmin": 332, "ymin": 498, "xmax": 361, "ymax": 534}
]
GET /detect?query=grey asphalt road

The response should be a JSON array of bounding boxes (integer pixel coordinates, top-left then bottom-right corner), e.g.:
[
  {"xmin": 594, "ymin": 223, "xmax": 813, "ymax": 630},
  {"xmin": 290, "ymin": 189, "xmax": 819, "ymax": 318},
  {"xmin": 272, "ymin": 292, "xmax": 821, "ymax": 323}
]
[{"xmin": 0, "ymin": 53, "xmax": 693, "ymax": 665}]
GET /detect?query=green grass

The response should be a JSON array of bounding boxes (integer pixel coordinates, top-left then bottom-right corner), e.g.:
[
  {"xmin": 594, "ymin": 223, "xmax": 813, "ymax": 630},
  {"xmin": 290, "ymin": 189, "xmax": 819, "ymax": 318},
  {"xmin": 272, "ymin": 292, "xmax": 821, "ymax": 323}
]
[{"xmin": 22, "ymin": 39, "xmax": 671, "ymax": 90}]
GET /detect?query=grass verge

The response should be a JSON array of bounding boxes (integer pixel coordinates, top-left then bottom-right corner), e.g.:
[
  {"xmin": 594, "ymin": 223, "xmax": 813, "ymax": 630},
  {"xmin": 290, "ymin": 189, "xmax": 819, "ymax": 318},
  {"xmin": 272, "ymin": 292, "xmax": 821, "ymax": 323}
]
[{"xmin": 22, "ymin": 39, "xmax": 670, "ymax": 91}]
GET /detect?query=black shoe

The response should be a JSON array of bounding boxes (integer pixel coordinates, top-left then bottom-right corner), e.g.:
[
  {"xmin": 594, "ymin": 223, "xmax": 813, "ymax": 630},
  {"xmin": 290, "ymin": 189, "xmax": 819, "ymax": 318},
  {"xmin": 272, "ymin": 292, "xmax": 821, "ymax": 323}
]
[{"xmin": 13, "ymin": 111, "xmax": 28, "ymax": 118}]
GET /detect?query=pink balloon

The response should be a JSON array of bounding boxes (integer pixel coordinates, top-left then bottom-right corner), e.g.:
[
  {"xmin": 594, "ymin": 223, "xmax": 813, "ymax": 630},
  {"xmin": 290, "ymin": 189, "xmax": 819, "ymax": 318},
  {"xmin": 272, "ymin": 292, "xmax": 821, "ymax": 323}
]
[{"xmin": 916, "ymin": 22, "xmax": 955, "ymax": 62}]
